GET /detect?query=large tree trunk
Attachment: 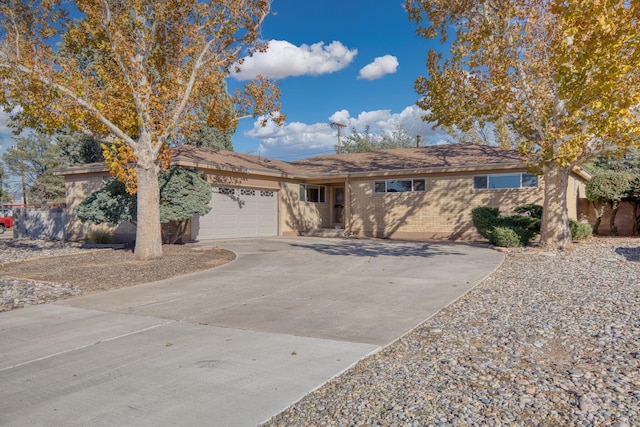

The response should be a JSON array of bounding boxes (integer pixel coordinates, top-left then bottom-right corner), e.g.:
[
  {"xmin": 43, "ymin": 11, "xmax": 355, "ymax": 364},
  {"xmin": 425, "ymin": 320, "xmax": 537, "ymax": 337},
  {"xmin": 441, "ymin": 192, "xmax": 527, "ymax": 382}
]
[
  {"xmin": 540, "ymin": 164, "xmax": 573, "ymax": 249},
  {"xmin": 591, "ymin": 201, "xmax": 605, "ymax": 234},
  {"xmin": 609, "ymin": 201, "xmax": 619, "ymax": 236},
  {"xmin": 634, "ymin": 200, "xmax": 640, "ymax": 235},
  {"xmin": 133, "ymin": 142, "xmax": 163, "ymax": 260}
]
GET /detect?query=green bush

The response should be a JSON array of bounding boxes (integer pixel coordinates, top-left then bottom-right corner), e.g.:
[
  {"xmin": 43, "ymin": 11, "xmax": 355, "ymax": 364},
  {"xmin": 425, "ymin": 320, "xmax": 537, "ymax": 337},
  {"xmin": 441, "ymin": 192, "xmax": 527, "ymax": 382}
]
[
  {"xmin": 489, "ymin": 226, "xmax": 522, "ymax": 247},
  {"xmin": 499, "ymin": 215, "xmax": 540, "ymax": 245},
  {"xmin": 514, "ymin": 203, "xmax": 543, "ymax": 219},
  {"xmin": 473, "ymin": 206, "xmax": 540, "ymax": 246},
  {"xmin": 569, "ymin": 219, "xmax": 592, "ymax": 240},
  {"xmin": 471, "ymin": 207, "xmax": 500, "ymax": 239},
  {"xmin": 499, "ymin": 214, "xmax": 539, "ymax": 230}
]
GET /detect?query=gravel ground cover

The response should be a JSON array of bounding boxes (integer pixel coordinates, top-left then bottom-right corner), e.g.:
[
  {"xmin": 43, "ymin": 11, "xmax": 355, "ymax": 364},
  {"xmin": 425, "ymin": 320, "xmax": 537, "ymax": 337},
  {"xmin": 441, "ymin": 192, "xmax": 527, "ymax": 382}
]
[
  {"xmin": 264, "ymin": 238, "xmax": 640, "ymax": 427},
  {"xmin": 0, "ymin": 239, "xmax": 234, "ymax": 312},
  {"xmin": 1, "ymin": 240, "xmax": 85, "ymax": 311}
]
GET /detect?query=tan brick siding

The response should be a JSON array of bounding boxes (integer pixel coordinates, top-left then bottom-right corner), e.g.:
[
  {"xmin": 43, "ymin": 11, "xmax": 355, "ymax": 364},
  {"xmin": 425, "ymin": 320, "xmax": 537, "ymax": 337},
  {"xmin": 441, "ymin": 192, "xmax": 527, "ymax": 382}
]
[
  {"xmin": 279, "ymin": 182, "xmax": 329, "ymax": 235},
  {"xmin": 347, "ymin": 172, "xmax": 544, "ymax": 240},
  {"xmin": 63, "ymin": 167, "xmax": 593, "ymax": 242}
]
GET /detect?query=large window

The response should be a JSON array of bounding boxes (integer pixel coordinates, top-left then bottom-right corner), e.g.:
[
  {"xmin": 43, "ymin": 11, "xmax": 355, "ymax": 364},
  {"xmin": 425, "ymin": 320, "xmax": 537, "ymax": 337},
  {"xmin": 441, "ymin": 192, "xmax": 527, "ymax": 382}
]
[
  {"xmin": 374, "ymin": 178, "xmax": 426, "ymax": 193},
  {"xmin": 473, "ymin": 173, "xmax": 538, "ymax": 190},
  {"xmin": 300, "ymin": 184, "xmax": 326, "ymax": 203}
]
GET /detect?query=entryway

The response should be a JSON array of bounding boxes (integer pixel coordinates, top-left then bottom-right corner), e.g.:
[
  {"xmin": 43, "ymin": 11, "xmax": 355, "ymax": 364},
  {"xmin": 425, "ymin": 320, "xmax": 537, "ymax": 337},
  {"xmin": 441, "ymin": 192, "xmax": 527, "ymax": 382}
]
[{"xmin": 333, "ymin": 187, "xmax": 345, "ymax": 228}]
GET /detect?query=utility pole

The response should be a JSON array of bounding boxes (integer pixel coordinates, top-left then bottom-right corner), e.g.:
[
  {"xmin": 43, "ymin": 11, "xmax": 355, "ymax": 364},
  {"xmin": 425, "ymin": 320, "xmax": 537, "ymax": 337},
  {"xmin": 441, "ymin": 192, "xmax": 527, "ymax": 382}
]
[
  {"xmin": 10, "ymin": 144, "xmax": 27, "ymax": 207},
  {"xmin": 331, "ymin": 122, "xmax": 346, "ymax": 154},
  {"xmin": 20, "ymin": 153, "xmax": 26, "ymax": 207}
]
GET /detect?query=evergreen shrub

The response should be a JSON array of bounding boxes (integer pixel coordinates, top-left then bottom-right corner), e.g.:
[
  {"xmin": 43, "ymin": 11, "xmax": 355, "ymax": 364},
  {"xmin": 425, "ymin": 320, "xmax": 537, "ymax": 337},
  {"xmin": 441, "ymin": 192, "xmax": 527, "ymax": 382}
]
[
  {"xmin": 471, "ymin": 207, "xmax": 500, "ymax": 239},
  {"xmin": 569, "ymin": 219, "xmax": 593, "ymax": 240},
  {"xmin": 489, "ymin": 226, "xmax": 522, "ymax": 247}
]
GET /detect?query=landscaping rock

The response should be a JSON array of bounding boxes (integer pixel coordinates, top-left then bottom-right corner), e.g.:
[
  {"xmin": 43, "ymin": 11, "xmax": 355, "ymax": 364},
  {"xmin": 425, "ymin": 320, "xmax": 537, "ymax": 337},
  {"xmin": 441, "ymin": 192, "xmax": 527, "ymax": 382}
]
[{"xmin": 264, "ymin": 238, "xmax": 640, "ymax": 426}]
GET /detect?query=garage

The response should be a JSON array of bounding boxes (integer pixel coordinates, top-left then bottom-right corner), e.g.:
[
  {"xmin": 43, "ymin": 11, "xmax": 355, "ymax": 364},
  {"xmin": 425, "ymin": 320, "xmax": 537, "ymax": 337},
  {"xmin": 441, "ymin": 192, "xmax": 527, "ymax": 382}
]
[{"xmin": 193, "ymin": 187, "xmax": 278, "ymax": 239}]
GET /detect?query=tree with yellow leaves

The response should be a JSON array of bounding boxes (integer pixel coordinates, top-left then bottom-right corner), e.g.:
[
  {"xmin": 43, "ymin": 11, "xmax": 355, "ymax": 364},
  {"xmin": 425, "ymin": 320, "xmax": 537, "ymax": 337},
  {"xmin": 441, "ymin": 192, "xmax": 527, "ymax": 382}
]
[
  {"xmin": 0, "ymin": 0, "xmax": 282, "ymax": 259},
  {"xmin": 407, "ymin": 0, "xmax": 640, "ymax": 248}
]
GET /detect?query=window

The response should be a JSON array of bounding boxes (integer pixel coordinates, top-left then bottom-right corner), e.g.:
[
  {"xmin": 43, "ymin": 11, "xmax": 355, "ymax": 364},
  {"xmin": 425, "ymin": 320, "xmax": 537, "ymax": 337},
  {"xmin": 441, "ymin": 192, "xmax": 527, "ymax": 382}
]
[
  {"xmin": 300, "ymin": 184, "xmax": 326, "ymax": 203},
  {"xmin": 374, "ymin": 178, "xmax": 426, "ymax": 193},
  {"xmin": 473, "ymin": 173, "xmax": 538, "ymax": 190}
]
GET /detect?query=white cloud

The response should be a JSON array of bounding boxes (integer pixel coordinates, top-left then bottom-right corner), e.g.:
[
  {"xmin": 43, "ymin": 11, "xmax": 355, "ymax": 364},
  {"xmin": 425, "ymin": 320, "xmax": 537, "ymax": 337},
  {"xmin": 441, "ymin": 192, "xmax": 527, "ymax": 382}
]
[
  {"xmin": 233, "ymin": 40, "xmax": 358, "ymax": 81},
  {"xmin": 328, "ymin": 110, "xmax": 351, "ymax": 125},
  {"xmin": 357, "ymin": 55, "xmax": 399, "ymax": 80},
  {"xmin": 246, "ymin": 118, "xmax": 336, "ymax": 157},
  {"xmin": 244, "ymin": 105, "xmax": 450, "ymax": 159}
]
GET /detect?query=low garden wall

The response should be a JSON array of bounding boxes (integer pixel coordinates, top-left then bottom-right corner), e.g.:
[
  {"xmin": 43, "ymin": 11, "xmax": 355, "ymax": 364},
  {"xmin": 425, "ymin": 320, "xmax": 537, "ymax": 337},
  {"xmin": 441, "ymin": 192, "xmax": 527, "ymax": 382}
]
[{"xmin": 12, "ymin": 208, "xmax": 67, "ymax": 241}]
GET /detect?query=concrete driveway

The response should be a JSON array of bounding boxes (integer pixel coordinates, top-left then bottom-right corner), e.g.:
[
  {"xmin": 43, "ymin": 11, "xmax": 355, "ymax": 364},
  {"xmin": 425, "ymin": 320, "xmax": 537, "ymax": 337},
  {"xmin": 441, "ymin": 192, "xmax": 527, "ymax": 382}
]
[{"xmin": 0, "ymin": 237, "xmax": 503, "ymax": 426}]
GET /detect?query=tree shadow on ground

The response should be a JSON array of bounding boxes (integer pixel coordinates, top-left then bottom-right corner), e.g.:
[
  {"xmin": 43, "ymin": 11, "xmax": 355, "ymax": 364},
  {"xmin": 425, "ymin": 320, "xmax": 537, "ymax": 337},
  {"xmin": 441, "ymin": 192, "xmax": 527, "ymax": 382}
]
[
  {"xmin": 615, "ymin": 246, "xmax": 640, "ymax": 262},
  {"xmin": 286, "ymin": 238, "xmax": 473, "ymax": 259},
  {"xmin": 3, "ymin": 240, "xmax": 71, "ymax": 252}
]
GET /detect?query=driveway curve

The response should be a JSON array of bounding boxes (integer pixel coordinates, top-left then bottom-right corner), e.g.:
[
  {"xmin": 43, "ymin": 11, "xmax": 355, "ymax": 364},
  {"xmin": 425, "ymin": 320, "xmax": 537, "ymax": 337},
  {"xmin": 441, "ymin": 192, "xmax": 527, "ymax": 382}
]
[
  {"xmin": 62, "ymin": 237, "xmax": 503, "ymax": 345},
  {"xmin": 0, "ymin": 237, "xmax": 503, "ymax": 427}
]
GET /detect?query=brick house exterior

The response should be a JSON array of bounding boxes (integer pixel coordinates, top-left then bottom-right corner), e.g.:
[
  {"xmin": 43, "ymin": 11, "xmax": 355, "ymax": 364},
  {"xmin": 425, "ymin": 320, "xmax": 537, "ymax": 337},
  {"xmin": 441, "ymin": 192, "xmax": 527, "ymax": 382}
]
[{"xmin": 58, "ymin": 143, "xmax": 591, "ymax": 242}]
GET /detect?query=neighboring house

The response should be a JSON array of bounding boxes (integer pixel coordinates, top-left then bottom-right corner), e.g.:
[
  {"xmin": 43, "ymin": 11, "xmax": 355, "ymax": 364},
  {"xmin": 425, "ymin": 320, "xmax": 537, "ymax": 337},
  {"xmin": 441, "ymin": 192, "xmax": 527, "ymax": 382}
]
[{"xmin": 58, "ymin": 143, "xmax": 591, "ymax": 242}]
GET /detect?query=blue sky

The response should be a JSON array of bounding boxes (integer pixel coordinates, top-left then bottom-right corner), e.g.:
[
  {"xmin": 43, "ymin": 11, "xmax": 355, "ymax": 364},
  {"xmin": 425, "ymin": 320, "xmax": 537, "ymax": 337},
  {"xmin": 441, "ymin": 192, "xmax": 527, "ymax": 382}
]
[
  {"xmin": 229, "ymin": 0, "xmax": 449, "ymax": 160},
  {"xmin": 0, "ymin": 1, "xmax": 449, "ymax": 168}
]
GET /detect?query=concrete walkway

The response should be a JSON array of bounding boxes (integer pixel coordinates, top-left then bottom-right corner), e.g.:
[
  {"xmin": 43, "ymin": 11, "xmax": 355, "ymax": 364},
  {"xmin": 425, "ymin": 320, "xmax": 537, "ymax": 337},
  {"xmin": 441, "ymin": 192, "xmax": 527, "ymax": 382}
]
[{"xmin": 0, "ymin": 237, "xmax": 503, "ymax": 426}]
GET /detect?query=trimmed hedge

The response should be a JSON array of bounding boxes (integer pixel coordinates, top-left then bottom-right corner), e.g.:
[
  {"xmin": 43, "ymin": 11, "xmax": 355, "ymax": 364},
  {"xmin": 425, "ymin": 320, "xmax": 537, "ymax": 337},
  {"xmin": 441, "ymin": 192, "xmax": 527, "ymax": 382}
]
[
  {"xmin": 471, "ymin": 207, "xmax": 500, "ymax": 239},
  {"xmin": 473, "ymin": 204, "xmax": 591, "ymax": 246},
  {"xmin": 570, "ymin": 219, "xmax": 592, "ymax": 240},
  {"xmin": 514, "ymin": 203, "xmax": 543, "ymax": 219},
  {"xmin": 489, "ymin": 226, "xmax": 522, "ymax": 247},
  {"xmin": 472, "ymin": 205, "xmax": 541, "ymax": 247}
]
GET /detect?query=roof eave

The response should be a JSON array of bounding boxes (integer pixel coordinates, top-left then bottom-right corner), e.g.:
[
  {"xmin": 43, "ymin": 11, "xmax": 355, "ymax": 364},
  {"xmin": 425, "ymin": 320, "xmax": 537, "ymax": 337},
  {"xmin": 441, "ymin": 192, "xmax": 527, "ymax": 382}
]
[
  {"xmin": 171, "ymin": 157, "xmax": 296, "ymax": 179},
  {"xmin": 54, "ymin": 163, "xmax": 108, "ymax": 176},
  {"xmin": 297, "ymin": 162, "xmax": 527, "ymax": 181}
]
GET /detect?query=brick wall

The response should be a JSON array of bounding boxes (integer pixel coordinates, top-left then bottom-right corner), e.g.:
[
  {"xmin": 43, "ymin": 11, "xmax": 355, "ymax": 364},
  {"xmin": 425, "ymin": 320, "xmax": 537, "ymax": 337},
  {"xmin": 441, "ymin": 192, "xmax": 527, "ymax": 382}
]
[
  {"xmin": 279, "ymin": 181, "xmax": 329, "ymax": 235},
  {"xmin": 347, "ymin": 171, "xmax": 545, "ymax": 240}
]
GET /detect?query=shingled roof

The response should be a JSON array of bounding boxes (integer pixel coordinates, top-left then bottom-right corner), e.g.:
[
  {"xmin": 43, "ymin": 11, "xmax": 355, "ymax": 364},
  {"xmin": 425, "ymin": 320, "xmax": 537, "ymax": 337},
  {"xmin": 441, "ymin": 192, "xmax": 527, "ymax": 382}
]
[
  {"xmin": 58, "ymin": 143, "xmax": 529, "ymax": 178},
  {"xmin": 171, "ymin": 145, "xmax": 297, "ymax": 175},
  {"xmin": 171, "ymin": 143, "xmax": 526, "ymax": 178},
  {"xmin": 288, "ymin": 143, "xmax": 525, "ymax": 175}
]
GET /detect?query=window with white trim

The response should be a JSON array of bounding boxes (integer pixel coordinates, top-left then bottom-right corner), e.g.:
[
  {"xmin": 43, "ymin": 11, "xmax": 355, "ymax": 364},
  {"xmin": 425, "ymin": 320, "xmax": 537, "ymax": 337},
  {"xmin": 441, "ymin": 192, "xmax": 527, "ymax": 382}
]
[
  {"xmin": 300, "ymin": 184, "xmax": 326, "ymax": 203},
  {"xmin": 374, "ymin": 178, "xmax": 426, "ymax": 193},
  {"xmin": 473, "ymin": 173, "xmax": 538, "ymax": 190}
]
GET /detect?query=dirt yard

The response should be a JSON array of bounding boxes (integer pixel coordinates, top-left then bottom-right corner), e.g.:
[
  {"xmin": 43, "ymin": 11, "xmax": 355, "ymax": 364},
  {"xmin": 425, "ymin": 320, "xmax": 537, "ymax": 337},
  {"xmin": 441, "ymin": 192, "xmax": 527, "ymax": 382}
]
[{"xmin": 0, "ymin": 244, "xmax": 236, "ymax": 294}]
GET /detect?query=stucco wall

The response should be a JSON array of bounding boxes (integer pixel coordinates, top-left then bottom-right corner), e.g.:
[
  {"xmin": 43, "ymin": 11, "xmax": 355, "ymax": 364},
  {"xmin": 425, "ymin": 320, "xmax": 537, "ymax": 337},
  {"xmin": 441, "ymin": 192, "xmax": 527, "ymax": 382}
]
[
  {"xmin": 567, "ymin": 173, "xmax": 588, "ymax": 221},
  {"xmin": 65, "ymin": 173, "xmax": 131, "ymax": 242},
  {"xmin": 205, "ymin": 171, "xmax": 280, "ymax": 190},
  {"xmin": 347, "ymin": 171, "xmax": 545, "ymax": 240},
  {"xmin": 581, "ymin": 200, "xmax": 637, "ymax": 236}
]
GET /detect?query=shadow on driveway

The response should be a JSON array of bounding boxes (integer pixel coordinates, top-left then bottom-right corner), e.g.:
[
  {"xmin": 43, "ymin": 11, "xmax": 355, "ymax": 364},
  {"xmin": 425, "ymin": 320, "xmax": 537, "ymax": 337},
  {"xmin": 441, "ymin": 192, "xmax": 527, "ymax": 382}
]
[{"xmin": 287, "ymin": 238, "xmax": 469, "ymax": 259}]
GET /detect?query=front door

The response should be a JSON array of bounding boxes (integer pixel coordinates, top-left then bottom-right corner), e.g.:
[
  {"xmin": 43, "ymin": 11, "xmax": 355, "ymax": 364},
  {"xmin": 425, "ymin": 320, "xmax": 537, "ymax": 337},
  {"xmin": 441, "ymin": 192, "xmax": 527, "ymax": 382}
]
[{"xmin": 333, "ymin": 187, "xmax": 345, "ymax": 227}]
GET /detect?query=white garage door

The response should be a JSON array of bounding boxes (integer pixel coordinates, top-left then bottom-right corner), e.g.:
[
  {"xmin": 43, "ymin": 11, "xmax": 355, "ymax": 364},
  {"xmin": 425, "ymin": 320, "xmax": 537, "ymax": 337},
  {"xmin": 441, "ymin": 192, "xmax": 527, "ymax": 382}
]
[{"xmin": 195, "ymin": 187, "xmax": 278, "ymax": 239}]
